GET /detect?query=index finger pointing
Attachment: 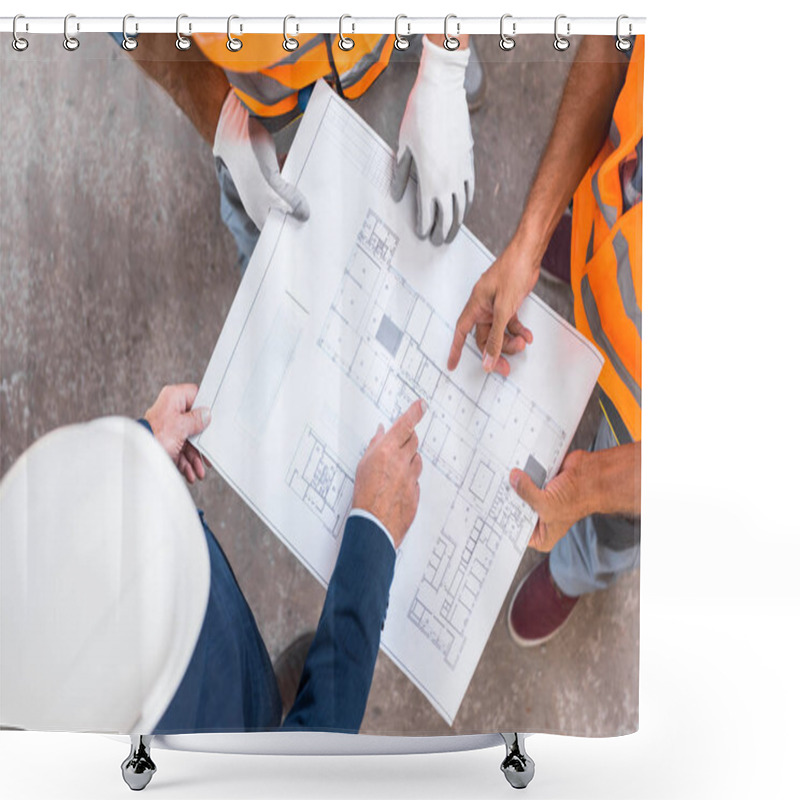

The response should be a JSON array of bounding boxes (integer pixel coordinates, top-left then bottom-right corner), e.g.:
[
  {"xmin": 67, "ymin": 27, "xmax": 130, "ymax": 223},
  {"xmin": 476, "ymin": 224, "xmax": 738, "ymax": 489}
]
[
  {"xmin": 388, "ymin": 398, "xmax": 427, "ymax": 445},
  {"xmin": 448, "ymin": 296, "xmax": 480, "ymax": 371}
]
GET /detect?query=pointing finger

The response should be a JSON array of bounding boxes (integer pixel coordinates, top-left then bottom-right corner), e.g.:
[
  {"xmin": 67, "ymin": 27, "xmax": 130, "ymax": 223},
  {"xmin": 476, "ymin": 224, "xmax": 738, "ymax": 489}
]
[
  {"xmin": 389, "ymin": 398, "xmax": 426, "ymax": 446},
  {"xmin": 448, "ymin": 293, "xmax": 482, "ymax": 371}
]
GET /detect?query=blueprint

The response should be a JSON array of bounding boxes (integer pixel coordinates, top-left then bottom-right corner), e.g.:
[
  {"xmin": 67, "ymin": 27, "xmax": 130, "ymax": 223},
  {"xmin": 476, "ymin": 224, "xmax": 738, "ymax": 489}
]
[{"xmin": 193, "ymin": 82, "xmax": 604, "ymax": 725}]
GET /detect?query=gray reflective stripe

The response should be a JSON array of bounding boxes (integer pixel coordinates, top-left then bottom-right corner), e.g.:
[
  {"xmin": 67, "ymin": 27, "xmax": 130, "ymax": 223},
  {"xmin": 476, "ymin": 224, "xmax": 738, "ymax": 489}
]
[
  {"xmin": 586, "ymin": 220, "xmax": 595, "ymax": 263},
  {"xmin": 224, "ymin": 34, "xmax": 327, "ymax": 109},
  {"xmin": 613, "ymin": 230, "xmax": 642, "ymax": 337},
  {"xmin": 271, "ymin": 34, "xmax": 326, "ymax": 68},
  {"xmin": 609, "ymin": 118, "xmax": 621, "ymax": 149},
  {"xmin": 591, "ymin": 168, "xmax": 618, "ymax": 229},
  {"xmin": 338, "ymin": 35, "xmax": 389, "ymax": 90},
  {"xmin": 581, "ymin": 274, "xmax": 641, "ymax": 408},
  {"xmin": 225, "ymin": 69, "xmax": 298, "ymax": 107}
]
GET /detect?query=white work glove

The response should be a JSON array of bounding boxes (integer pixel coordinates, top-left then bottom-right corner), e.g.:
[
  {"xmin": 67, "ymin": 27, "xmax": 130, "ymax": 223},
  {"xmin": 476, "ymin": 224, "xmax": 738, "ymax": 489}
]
[
  {"xmin": 213, "ymin": 90, "xmax": 309, "ymax": 229},
  {"xmin": 391, "ymin": 37, "xmax": 474, "ymax": 246}
]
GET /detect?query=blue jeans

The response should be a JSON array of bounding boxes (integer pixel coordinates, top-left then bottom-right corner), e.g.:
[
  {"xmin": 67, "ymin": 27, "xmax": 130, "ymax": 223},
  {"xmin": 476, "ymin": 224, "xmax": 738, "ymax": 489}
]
[{"xmin": 549, "ymin": 416, "xmax": 641, "ymax": 596}]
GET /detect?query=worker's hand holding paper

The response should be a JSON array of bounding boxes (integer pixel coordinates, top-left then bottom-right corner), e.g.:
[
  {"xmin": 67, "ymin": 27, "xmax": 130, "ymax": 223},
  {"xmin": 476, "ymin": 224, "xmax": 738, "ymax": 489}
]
[{"xmin": 392, "ymin": 37, "xmax": 474, "ymax": 246}]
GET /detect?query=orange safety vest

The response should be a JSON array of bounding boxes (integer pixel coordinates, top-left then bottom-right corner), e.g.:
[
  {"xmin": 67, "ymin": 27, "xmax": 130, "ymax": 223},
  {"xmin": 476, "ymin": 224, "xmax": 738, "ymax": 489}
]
[
  {"xmin": 571, "ymin": 37, "xmax": 644, "ymax": 445},
  {"xmin": 194, "ymin": 33, "xmax": 395, "ymax": 129}
]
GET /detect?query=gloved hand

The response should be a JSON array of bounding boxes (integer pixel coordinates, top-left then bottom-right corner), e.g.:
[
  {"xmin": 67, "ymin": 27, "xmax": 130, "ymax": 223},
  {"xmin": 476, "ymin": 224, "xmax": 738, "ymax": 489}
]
[
  {"xmin": 391, "ymin": 37, "xmax": 474, "ymax": 246},
  {"xmin": 213, "ymin": 89, "xmax": 309, "ymax": 229}
]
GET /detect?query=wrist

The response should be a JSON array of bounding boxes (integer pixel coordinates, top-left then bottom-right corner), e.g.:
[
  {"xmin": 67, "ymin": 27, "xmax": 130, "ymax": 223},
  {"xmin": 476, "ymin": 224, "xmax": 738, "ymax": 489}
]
[
  {"xmin": 420, "ymin": 34, "xmax": 470, "ymax": 78},
  {"xmin": 507, "ymin": 226, "xmax": 545, "ymax": 285},
  {"xmin": 577, "ymin": 444, "xmax": 641, "ymax": 518}
]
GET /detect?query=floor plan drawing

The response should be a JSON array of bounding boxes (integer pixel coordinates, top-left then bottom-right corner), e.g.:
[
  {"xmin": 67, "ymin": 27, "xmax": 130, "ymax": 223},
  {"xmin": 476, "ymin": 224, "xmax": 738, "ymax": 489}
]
[
  {"xmin": 193, "ymin": 82, "xmax": 604, "ymax": 725},
  {"xmin": 286, "ymin": 428, "xmax": 354, "ymax": 538},
  {"xmin": 316, "ymin": 207, "xmax": 574, "ymax": 670}
]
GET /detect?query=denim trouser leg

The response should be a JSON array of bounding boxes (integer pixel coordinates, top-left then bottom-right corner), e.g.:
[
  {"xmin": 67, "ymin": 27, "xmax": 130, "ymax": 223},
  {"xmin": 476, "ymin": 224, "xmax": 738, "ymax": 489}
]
[
  {"xmin": 215, "ymin": 157, "xmax": 261, "ymax": 275},
  {"xmin": 549, "ymin": 415, "xmax": 641, "ymax": 597}
]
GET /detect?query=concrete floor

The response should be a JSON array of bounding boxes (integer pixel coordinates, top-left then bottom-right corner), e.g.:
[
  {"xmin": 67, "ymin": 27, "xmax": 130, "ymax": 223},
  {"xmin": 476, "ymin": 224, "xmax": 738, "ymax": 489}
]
[{"xmin": 0, "ymin": 34, "xmax": 638, "ymax": 736}]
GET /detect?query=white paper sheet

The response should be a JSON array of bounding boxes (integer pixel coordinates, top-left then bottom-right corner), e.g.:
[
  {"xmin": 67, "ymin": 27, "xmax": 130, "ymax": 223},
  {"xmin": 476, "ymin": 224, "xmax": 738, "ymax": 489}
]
[{"xmin": 194, "ymin": 82, "xmax": 604, "ymax": 725}]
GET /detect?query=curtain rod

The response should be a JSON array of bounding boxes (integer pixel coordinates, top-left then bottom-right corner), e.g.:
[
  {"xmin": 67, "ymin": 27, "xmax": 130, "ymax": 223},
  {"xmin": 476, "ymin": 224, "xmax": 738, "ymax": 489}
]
[{"xmin": 1, "ymin": 15, "xmax": 646, "ymax": 36}]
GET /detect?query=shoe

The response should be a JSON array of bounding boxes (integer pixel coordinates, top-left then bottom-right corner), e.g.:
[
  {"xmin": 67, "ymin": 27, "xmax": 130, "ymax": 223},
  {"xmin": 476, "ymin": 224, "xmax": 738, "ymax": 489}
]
[
  {"xmin": 465, "ymin": 41, "xmax": 486, "ymax": 112},
  {"xmin": 507, "ymin": 556, "xmax": 579, "ymax": 647},
  {"xmin": 273, "ymin": 631, "xmax": 315, "ymax": 718}
]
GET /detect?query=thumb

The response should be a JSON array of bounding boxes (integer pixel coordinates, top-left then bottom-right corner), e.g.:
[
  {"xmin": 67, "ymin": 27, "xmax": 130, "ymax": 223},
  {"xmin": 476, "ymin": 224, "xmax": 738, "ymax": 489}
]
[
  {"xmin": 483, "ymin": 309, "xmax": 509, "ymax": 372},
  {"xmin": 510, "ymin": 469, "xmax": 544, "ymax": 511},
  {"xmin": 180, "ymin": 407, "xmax": 211, "ymax": 440},
  {"xmin": 265, "ymin": 169, "xmax": 310, "ymax": 222},
  {"xmin": 391, "ymin": 148, "xmax": 413, "ymax": 203}
]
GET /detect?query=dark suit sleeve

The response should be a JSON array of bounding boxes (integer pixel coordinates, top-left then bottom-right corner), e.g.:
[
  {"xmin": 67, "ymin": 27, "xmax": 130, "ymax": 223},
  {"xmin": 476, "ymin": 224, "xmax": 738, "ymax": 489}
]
[{"xmin": 282, "ymin": 515, "xmax": 396, "ymax": 732}]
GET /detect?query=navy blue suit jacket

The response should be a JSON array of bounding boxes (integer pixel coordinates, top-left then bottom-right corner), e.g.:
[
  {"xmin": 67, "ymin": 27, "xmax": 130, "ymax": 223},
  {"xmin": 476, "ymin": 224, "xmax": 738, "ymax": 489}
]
[{"xmin": 154, "ymin": 513, "xmax": 396, "ymax": 734}]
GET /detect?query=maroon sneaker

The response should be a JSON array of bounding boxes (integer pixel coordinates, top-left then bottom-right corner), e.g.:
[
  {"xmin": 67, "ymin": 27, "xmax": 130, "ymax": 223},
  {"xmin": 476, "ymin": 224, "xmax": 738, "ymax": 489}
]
[{"xmin": 507, "ymin": 556, "xmax": 579, "ymax": 647}]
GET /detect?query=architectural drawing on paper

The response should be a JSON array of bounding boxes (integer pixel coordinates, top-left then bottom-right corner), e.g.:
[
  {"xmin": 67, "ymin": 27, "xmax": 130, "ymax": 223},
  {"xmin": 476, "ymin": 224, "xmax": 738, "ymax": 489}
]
[
  {"xmin": 286, "ymin": 427, "xmax": 354, "ymax": 537},
  {"xmin": 316, "ymin": 208, "xmax": 569, "ymax": 668}
]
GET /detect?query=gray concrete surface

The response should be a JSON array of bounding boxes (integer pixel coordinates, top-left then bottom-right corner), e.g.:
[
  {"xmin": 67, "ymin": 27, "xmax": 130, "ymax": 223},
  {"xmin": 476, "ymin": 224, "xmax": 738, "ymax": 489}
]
[{"xmin": 0, "ymin": 34, "xmax": 638, "ymax": 736}]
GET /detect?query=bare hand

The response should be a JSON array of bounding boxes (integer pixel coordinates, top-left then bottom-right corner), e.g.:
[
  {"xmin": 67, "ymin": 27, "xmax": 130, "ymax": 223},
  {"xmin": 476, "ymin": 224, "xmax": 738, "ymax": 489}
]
[
  {"xmin": 448, "ymin": 235, "xmax": 536, "ymax": 377},
  {"xmin": 144, "ymin": 384, "xmax": 211, "ymax": 485},
  {"xmin": 352, "ymin": 400, "xmax": 427, "ymax": 548},
  {"xmin": 510, "ymin": 451, "xmax": 588, "ymax": 552}
]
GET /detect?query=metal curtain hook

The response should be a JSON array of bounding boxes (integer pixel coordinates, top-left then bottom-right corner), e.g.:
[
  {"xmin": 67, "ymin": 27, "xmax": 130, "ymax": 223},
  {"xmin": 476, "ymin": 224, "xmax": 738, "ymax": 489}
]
[
  {"xmin": 176, "ymin": 14, "xmax": 191, "ymax": 50},
  {"xmin": 226, "ymin": 15, "xmax": 243, "ymax": 52},
  {"xmin": 121, "ymin": 15, "xmax": 138, "ymax": 51},
  {"xmin": 443, "ymin": 13, "xmax": 460, "ymax": 51},
  {"xmin": 616, "ymin": 15, "xmax": 632, "ymax": 51},
  {"xmin": 394, "ymin": 14, "xmax": 410, "ymax": 50},
  {"xmin": 553, "ymin": 14, "xmax": 570, "ymax": 51},
  {"xmin": 12, "ymin": 14, "xmax": 29, "ymax": 52},
  {"xmin": 283, "ymin": 15, "xmax": 299, "ymax": 51},
  {"xmin": 63, "ymin": 14, "xmax": 80, "ymax": 51},
  {"xmin": 499, "ymin": 14, "xmax": 516, "ymax": 51},
  {"xmin": 339, "ymin": 14, "xmax": 355, "ymax": 51}
]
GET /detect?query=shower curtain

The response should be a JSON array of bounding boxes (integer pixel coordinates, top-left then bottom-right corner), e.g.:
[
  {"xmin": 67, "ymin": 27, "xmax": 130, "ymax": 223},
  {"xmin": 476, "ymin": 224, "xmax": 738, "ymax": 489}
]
[{"xmin": 0, "ymin": 22, "xmax": 643, "ymax": 761}]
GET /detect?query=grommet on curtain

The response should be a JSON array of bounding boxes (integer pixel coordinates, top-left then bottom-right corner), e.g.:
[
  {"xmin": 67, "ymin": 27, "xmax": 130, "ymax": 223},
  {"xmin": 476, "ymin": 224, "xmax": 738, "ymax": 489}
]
[
  {"xmin": 12, "ymin": 14, "xmax": 29, "ymax": 52},
  {"xmin": 339, "ymin": 15, "xmax": 355, "ymax": 51},
  {"xmin": 226, "ymin": 15, "xmax": 243, "ymax": 52},
  {"xmin": 121, "ymin": 15, "xmax": 138, "ymax": 51},
  {"xmin": 283, "ymin": 15, "xmax": 299, "ymax": 51},
  {"xmin": 616, "ymin": 15, "xmax": 632, "ymax": 51},
  {"xmin": 394, "ymin": 14, "xmax": 410, "ymax": 50},
  {"xmin": 176, "ymin": 14, "xmax": 191, "ymax": 51},
  {"xmin": 443, "ymin": 14, "xmax": 460, "ymax": 51},
  {"xmin": 63, "ymin": 13, "xmax": 80, "ymax": 51},
  {"xmin": 553, "ymin": 14, "xmax": 570, "ymax": 51},
  {"xmin": 499, "ymin": 14, "xmax": 515, "ymax": 51}
]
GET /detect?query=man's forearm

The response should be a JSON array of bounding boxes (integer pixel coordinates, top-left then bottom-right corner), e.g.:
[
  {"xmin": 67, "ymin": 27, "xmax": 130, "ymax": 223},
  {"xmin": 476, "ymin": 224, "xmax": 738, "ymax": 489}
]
[
  {"xmin": 515, "ymin": 36, "xmax": 629, "ymax": 262},
  {"xmin": 578, "ymin": 441, "xmax": 641, "ymax": 518},
  {"xmin": 126, "ymin": 34, "xmax": 230, "ymax": 145}
]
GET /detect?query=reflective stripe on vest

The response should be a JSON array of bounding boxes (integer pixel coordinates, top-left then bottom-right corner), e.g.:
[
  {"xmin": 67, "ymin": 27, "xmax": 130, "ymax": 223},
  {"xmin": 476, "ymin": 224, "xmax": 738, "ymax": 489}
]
[
  {"xmin": 571, "ymin": 37, "xmax": 644, "ymax": 444},
  {"xmin": 194, "ymin": 33, "xmax": 393, "ymax": 123}
]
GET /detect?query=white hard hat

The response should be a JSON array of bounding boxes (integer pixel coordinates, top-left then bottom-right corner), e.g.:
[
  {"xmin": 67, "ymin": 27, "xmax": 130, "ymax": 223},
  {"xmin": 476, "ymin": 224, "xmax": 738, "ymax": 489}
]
[{"xmin": 0, "ymin": 417, "xmax": 210, "ymax": 734}]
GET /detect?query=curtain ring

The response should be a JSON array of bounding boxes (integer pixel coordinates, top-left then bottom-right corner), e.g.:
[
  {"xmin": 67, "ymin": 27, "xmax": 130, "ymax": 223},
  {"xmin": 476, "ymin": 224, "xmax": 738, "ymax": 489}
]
[
  {"xmin": 176, "ymin": 14, "xmax": 191, "ymax": 51},
  {"xmin": 443, "ymin": 14, "xmax": 460, "ymax": 51},
  {"xmin": 121, "ymin": 15, "xmax": 138, "ymax": 51},
  {"xmin": 616, "ymin": 15, "xmax": 632, "ymax": 51},
  {"xmin": 339, "ymin": 14, "xmax": 355, "ymax": 51},
  {"xmin": 499, "ymin": 14, "xmax": 515, "ymax": 51},
  {"xmin": 283, "ymin": 15, "xmax": 299, "ymax": 51},
  {"xmin": 226, "ymin": 15, "xmax": 243, "ymax": 52},
  {"xmin": 63, "ymin": 13, "xmax": 80, "ymax": 51},
  {"xmin": 394, "ymin": 15, "xmax": 410, "ymax": 50},
  {"xmin": 553, "ymin": 14, "xmax": 570, "ymax": 51},
  {"xmin": 12, "ymin": 14, "xmax": 29, "ymax": 52}
]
